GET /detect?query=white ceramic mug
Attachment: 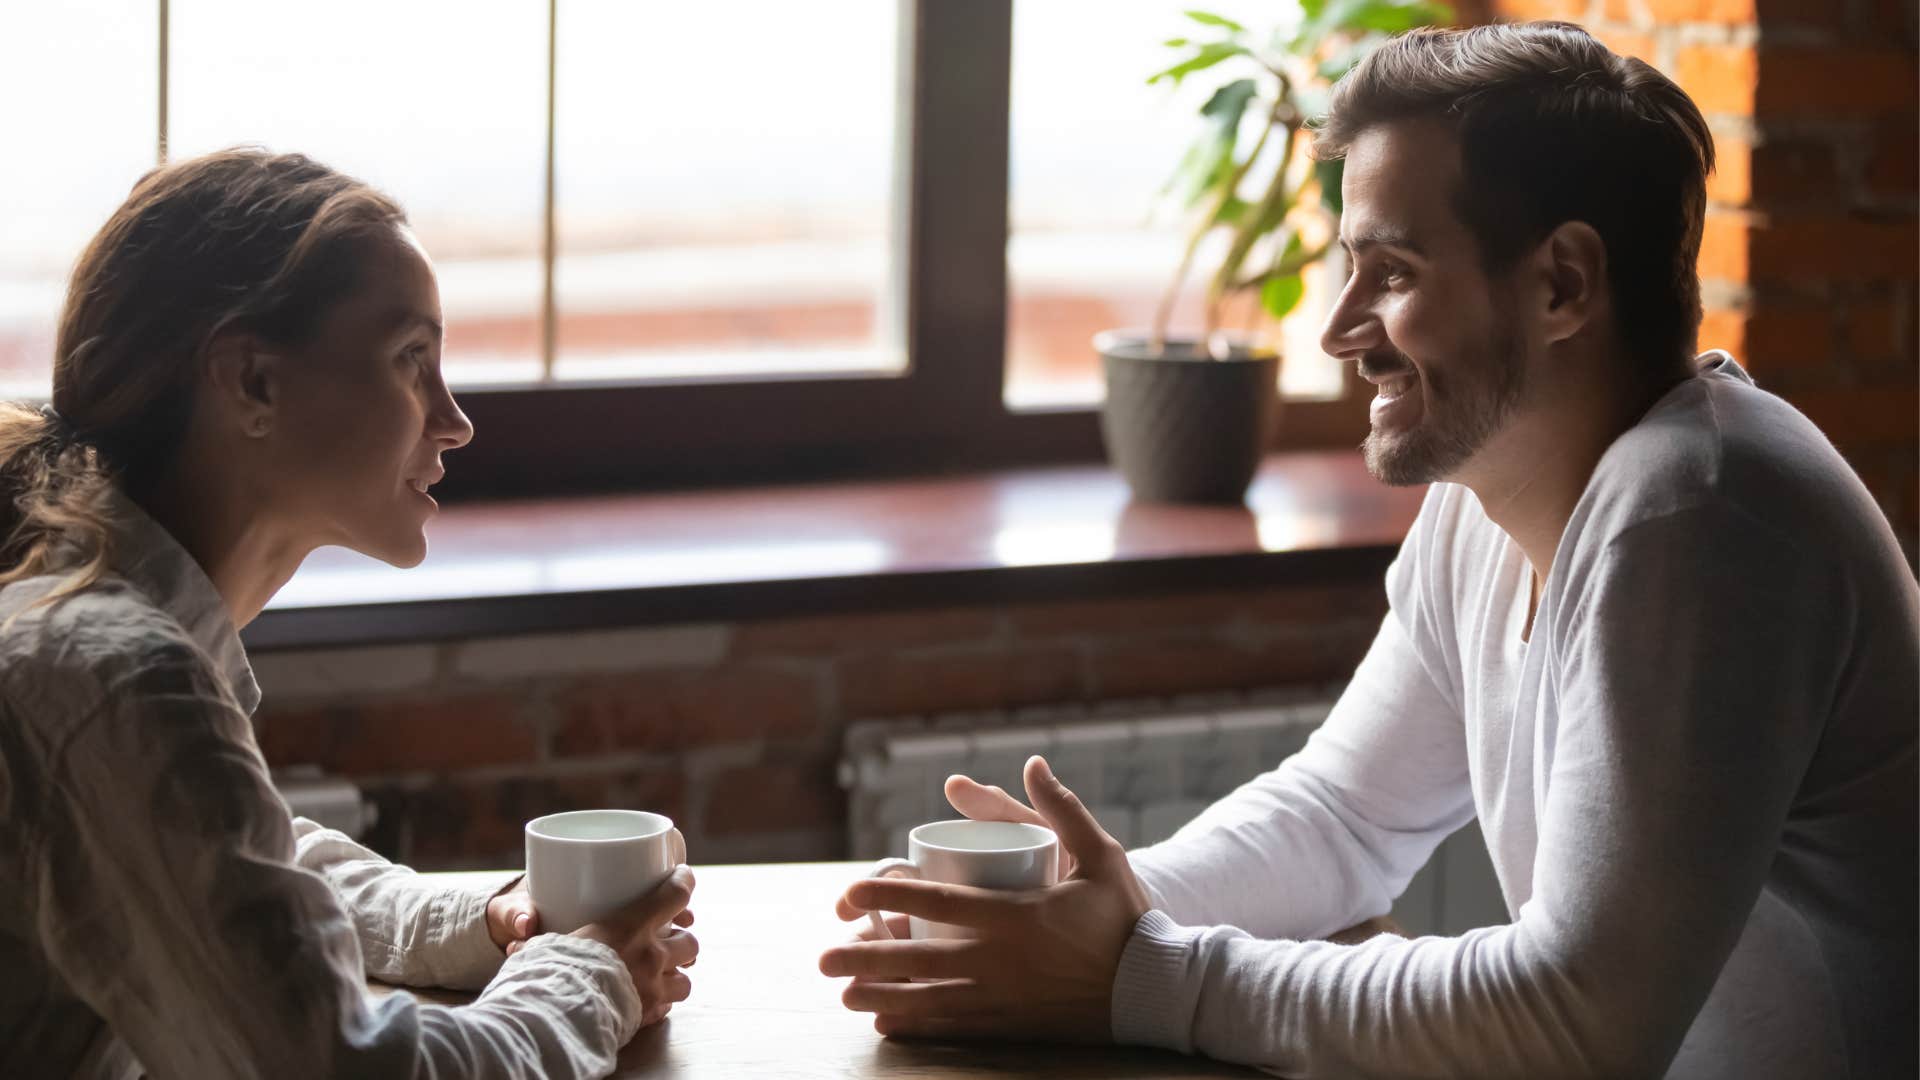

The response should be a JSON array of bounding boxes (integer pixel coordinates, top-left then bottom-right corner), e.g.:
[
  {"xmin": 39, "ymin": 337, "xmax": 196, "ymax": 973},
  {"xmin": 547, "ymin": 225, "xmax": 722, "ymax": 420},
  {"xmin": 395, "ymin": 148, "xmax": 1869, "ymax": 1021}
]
[
  {"xmin": 525, "ymin": 809, "xmax": 686, "ymax": 934},
  {"xmin": 866, "ymin": 819, "xmax": 1060, "ymax": 940}
]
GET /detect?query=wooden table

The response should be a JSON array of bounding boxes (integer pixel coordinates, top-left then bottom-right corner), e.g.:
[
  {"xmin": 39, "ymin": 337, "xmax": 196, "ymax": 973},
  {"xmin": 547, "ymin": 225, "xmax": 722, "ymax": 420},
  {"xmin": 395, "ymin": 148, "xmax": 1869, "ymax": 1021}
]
[{"xmin": 377, "ymin": 861, "xmax": 1259, "ymax": 1078}]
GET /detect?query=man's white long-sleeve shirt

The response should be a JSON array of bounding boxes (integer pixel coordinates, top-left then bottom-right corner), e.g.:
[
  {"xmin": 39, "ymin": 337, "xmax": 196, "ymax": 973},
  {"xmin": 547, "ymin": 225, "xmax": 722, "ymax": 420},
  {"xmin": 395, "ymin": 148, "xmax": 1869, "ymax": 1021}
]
[
  {"xmin": 0, "ymin": 490, "xmax": 641, "ymax": 1079},
  {"xmin": 1114, "ymin": 354, "xmax": 1918, "ymax": 1077}
]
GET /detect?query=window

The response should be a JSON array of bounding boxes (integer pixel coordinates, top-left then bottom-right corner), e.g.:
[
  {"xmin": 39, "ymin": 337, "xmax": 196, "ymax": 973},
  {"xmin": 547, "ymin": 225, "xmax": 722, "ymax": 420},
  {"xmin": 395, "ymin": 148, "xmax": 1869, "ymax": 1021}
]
[
  {"xmin": 3, "ymin": 1, "xmax": 1362, "ymax": 496},
  {"xmin": 1006, "ymin": 2, "xmax": 1346, "ymax": 410}
]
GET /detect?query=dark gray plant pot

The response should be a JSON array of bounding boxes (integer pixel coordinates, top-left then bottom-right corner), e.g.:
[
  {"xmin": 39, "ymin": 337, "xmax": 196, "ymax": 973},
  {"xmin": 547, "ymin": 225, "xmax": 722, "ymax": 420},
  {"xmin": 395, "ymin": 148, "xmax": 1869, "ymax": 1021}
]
[{"xmin": 1096, "ymin": 330, "xmax": 1279, "ymax": 505}]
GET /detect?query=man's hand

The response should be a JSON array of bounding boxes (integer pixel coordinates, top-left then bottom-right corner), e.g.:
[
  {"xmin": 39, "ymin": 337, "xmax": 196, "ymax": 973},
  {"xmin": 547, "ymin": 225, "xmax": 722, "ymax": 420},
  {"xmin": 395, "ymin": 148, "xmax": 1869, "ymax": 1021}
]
[{"xmin": 819, "ymin": 756, "xmax": 1151, "ymax": 1042}]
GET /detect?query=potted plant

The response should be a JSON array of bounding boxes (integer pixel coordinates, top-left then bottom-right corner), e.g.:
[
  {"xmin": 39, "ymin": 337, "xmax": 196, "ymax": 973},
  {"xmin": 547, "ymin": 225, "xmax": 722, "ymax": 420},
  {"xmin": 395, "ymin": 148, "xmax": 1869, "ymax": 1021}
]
[{"xmin": 1099, "ymin": 0, "xmax": 1452, "ymax": 503}]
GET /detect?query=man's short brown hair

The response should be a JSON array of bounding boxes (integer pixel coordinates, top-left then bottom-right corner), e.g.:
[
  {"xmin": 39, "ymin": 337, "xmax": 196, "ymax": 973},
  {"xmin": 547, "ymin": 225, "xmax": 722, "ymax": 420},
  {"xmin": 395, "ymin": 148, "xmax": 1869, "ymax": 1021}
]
[{"xmin": 1315, "ymin": 22, "xmax": 1716, "ymax": 375}]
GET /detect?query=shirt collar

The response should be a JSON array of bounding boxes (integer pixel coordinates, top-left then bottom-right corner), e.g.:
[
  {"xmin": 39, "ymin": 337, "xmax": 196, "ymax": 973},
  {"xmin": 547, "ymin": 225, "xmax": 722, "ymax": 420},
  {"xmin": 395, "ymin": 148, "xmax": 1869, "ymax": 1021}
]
[{"xmin": 104, "ymin": 488, "xmax": 262, "ymax": 716}]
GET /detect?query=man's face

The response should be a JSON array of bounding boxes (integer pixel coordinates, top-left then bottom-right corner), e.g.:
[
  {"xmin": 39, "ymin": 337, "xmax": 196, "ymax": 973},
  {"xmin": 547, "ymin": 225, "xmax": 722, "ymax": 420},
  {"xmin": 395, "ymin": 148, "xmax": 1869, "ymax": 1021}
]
[{"xmin": 1319, "ymin": 118, "xmax": 1529, "ymax": 486}]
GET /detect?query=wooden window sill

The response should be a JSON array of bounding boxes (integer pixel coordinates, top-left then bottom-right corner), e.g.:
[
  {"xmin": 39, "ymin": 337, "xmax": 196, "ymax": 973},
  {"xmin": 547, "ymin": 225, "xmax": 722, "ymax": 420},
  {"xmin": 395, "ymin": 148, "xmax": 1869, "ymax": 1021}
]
[{"xmin": 242, "ymin": 450, "xmax": 1422, "ymax": 651}]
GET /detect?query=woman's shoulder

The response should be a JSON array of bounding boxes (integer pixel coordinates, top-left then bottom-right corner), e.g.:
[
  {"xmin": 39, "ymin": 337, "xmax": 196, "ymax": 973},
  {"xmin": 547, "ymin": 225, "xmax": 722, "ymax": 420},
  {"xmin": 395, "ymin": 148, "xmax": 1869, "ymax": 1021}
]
[{"xmin": 0, "ymin": 571, "xmax": 222, "ymax": 718}]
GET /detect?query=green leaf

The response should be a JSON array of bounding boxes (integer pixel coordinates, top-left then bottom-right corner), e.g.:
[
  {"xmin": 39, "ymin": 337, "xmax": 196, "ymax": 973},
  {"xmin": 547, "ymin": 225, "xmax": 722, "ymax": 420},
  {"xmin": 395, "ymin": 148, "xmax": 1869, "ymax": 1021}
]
[
  {"xmin": 1213, "ymin": 194, "xmax": 1254, "ymax": 226},
  {"xmin": 1300, "ymin": 0, "xmax": 1329, "ymax": 19},
  {"xmin": 1161, "ymin": 78, "xmax": 1259, "ymax": 206},
  {"xmin": 1146, "ymin": 41, "xmax": 1250, "ymax": 86},
  {"xmin": 1199, "ymin": 77, "xmax": 1259, "ymax": 121},
  {"xmin": 1315, "ymin": 158, "xmax": 1344, "ymax": 215},
  {"xmin": 1163, "ymin": 37, "xmax": 1191, "ymax": 47},
  {"xmin": 1183, "ymin": 10, "xmax": 1246, "ymax": 32},
  {"xmin": 1318, "ymin": 0, "xmax": 1452, "ymax": 36},
  {"xmin": 1261, "ymin": 272, "xmax": 1306, "ymax": 319}
]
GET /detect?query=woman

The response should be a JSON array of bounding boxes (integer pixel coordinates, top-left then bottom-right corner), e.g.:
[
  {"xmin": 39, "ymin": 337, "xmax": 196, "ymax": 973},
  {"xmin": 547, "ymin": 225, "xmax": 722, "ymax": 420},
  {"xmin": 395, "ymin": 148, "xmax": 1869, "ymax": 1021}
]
[{"xmin": 0, "ymin": 149, "xmax": 696, "ymax": 1078}]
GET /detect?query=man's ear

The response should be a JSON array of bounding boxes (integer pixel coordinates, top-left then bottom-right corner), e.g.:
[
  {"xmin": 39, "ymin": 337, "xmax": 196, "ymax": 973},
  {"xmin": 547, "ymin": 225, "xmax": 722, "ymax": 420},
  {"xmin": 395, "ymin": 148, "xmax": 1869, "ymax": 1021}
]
[
  {"xmin": 1534, "ymin": 220, "xmax": 1608, "ymax": 347},
  {"xmin": 203, "ymin": 328, "xmax": 282, "ymax": 437}
]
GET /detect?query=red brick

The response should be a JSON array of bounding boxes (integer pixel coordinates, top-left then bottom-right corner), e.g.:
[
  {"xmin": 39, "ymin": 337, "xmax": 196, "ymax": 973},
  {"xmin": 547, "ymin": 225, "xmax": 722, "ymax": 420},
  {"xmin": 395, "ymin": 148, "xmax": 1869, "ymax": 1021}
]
[
  {"xmin": 837, "ymin": 646, "xmax": 1084, "ymax": 718},
  {"xmin": 1646, "ymin": 0, "xmax": 1755, "ymax": 21},
  {"xmin": 1089, "ymin": 630, "xmax": 1371, "ymax": 700},
  {"xmin": 257, "ymin": 696, "xmax": 535, "ymax": 775},
  {"xmin": 735, "ymin": 608, "xmax": 998, "ymax": 656},
  {"xmin": 1749, "ymin": 139, "xmax": 1840, "ymax": 204},
  {"xmin": 702, "ymin": 761, "xmax": 844, "ymax": 836},
  {"xmin": 1740, "ymin": 305, "xmax": 1834, "ymax": 373},
  {"xmin": 1492, "ymin": 0, "xmax": 1590, "ymax": 19},
  {"xmin": 1846, "ymin": 299, "xmax": 1916, "ymax": 360},
  {"xmin": 1241, "ymin": 583, "xmax": 1387, "ymax": 626},
  {"xmin": 1787, "ymin": 384, "xmax": 1920, "ymax": 446},
  {"xmin": 1754, "ymin": 0, "xmax": 1848, "ymax": 31},
  {"xmin": 1707, "ymin": 137, "xmax": 1752, "ymax": 206},
  {"xmin": 381, "ymin": 769, "xmax": 687, "ymax": 865},
  {"xmin": 1007, "ymin": 592, "xmax": 1245, "ymax": 639},
  {"xmin": 1675, "ymin": 45, "xmax": 1759, "ymax": 115},
  {"xmin": 1749, "ymin": 217, "xmax": 1919, "ymax": 282},
  {"xmin": 1756, "ymin": 47, "xmax": 1918, "ymax": 114},
  {"xmin": 1865, "ymin": 123, "xmax": 1918, "ymax": 197},
  {"xmin": 1873, "ymin": 0, "xmax": 1916, "ymax": 39},
  {"xmin": 1698, "ymin": 212, "xmax": 1751, "ymax": 283},
  {"xmin": 1698, "ymin": 306, "xmax": 1748, "ymax": 358},
  {"xmin": 1595, "ymin": 27, "xmax": 1659, "ymax": 66},
  {"xmin": 551, "ymin": 666, "xmax": 821, "ymax": 756}
]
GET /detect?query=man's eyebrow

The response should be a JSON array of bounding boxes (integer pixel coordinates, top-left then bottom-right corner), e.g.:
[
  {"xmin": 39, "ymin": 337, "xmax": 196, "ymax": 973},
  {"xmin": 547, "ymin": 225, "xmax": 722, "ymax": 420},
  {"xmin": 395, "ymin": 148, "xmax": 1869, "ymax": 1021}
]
[{"xmin": 1341, "ymin": 227, "xmax": 1426, "ymax": 258}]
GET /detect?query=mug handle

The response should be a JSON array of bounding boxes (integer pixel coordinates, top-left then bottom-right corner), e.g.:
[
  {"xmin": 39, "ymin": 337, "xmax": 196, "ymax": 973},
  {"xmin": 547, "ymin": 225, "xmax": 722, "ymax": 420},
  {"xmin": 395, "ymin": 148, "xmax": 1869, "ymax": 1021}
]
[{"xmin": 865, "ymin": 858, "xmax": 921, "ymax": 939}]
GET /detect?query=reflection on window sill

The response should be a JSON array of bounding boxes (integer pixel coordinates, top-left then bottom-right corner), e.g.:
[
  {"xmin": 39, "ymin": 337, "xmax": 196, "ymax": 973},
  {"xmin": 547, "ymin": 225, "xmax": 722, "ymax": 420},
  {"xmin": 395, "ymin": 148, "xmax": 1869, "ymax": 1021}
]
[{"xmin": 245, "ymin": 451, "xmax": 1423, "ymax": 651}]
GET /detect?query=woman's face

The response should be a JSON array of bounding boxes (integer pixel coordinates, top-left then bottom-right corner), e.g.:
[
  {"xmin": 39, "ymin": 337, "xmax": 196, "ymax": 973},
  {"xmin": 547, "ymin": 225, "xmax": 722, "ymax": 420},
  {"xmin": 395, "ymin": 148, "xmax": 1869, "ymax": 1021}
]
[{"xmin": 268, "ymin": 228, "xmax": 472, "ymax": 567}]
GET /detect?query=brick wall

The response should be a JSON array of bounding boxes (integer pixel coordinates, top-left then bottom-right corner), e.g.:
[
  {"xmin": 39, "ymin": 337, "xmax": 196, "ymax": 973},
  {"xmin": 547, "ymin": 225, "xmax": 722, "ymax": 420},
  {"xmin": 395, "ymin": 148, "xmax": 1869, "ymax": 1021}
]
[
  {"xmin": 252, "ymin": 583, "xmax": 1386, "ymax": 870},
  {"xmin": 1489, "ymin": 0, "xmax": 1919, "ymax": 561}
]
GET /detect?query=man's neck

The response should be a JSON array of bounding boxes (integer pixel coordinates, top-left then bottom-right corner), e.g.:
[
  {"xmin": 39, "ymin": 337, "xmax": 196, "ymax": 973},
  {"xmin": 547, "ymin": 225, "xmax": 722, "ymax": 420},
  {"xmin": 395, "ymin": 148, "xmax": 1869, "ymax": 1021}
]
[{"xmin": 1462, "ymin": 360, "xmax": 1689, "ymax": 622}]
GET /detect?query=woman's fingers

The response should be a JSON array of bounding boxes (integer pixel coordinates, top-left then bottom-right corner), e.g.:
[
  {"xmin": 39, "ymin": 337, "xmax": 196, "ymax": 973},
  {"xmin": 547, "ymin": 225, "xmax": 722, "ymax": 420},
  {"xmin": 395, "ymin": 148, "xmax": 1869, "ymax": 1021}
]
[{"xmin": 662, "ymin": 927, "xmax": 699, "ymax": 968}]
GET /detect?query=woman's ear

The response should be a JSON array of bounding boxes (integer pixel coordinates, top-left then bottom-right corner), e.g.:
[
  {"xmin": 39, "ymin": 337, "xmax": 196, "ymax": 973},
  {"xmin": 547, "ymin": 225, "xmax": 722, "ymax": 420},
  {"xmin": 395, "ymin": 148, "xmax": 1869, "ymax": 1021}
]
[
  {"xmin": 1534, "ymin": 220, "xmax": 1608, "ymax": 347},
  {"xmin": 203, "ymin": 329, "xmax": 283, "ymax": 437}
]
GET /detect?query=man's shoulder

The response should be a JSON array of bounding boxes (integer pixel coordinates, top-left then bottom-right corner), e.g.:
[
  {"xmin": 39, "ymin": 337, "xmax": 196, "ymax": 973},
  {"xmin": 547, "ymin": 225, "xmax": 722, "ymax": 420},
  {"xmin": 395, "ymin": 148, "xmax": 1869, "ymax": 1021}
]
[{"xmin": 1580, "ymin": 358, "xmax": 1879, "ymax": 559}]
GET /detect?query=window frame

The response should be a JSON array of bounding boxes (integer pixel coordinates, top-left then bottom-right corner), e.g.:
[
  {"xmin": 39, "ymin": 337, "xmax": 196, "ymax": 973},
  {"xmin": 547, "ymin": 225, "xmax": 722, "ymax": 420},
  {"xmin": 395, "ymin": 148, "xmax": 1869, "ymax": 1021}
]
[{"xmin": 55, "ymin": 1, "xmax": 1368, "ymax": 500}]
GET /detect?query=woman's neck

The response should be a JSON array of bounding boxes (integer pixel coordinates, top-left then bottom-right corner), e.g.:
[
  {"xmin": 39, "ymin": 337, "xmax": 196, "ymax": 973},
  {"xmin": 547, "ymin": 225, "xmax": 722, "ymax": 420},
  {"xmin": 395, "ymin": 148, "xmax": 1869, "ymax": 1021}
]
[{"xmin": 133, "ymin": 469, "xmax": 310, "ymax": 631}]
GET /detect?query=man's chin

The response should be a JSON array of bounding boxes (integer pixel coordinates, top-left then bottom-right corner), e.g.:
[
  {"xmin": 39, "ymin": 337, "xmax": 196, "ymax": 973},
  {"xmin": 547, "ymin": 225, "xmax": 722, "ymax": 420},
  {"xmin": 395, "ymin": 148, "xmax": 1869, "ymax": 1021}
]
[{"xmin": 1363, "ymin": 430, "xmax": 1439, "ymax": 486}]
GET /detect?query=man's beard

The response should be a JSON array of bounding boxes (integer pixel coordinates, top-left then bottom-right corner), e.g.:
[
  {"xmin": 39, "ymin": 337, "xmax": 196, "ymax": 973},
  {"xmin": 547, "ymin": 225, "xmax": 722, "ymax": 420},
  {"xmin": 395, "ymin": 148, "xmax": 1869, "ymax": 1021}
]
[{"xmin": 1362, "ymin": 325, "xmax": 1526, "ymax": 486}]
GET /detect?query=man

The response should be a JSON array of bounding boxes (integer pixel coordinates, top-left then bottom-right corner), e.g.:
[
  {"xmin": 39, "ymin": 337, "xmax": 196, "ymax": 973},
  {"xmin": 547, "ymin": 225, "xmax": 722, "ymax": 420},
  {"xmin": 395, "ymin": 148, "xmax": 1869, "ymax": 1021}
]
[{"xmin": 819, "ymin": 21, "xmax": 1918, "ymax": 1077}]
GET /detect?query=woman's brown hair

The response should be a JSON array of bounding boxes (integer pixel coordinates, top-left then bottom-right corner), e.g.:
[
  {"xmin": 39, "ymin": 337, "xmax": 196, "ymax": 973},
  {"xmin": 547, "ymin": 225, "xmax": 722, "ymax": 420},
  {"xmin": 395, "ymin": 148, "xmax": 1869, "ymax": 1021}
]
[{"xmin": 0, "ymin": 149, "xmax": 406, "ymax": 607}]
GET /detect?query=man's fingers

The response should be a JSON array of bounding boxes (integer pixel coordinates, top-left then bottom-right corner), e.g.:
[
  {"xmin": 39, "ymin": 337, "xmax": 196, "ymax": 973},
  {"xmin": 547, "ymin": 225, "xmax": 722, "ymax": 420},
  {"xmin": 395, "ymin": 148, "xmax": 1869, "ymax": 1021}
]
[
  {"xmin": 944, "ymin": 774, "xmax": 1049, "ymax": 827},
  {"xmin": 841, "ymin": 977, "xmax": 988, "ymax": 1016},
  {"xmin": 1022, "ymin": 755, "xmax": 1121, "ymax": 875},
  {"xmin": 819, "ymin": 938, "xmax": 985, "ymax": 980},
  {"xmin": 842, "ymin": 877, "xmax": 1025, "ymax": 930},
  {"xmin": 662, "ymin": 969, "xmax": 693, "ymax": 1004},
  {"xmin": 673, "ymin": 908, "xmax": 695, "ymax": 929}
]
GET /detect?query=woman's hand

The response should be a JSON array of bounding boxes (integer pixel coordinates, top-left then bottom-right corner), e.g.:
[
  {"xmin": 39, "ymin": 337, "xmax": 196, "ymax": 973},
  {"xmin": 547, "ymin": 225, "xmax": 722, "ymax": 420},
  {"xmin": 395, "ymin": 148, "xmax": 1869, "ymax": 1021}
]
[
  {"xmin": 486, "ymin": 876, "xmax": 539, "ymax": 951},
  {"xmin": 549, "ymin": 865, "xmax": 701, "ymax": 1028}
]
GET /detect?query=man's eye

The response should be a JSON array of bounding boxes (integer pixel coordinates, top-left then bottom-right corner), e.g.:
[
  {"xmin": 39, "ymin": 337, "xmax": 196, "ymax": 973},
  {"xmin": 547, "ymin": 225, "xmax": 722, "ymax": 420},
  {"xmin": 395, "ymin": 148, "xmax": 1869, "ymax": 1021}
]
[{"xmin": 1378, "ymin": 262, "xmax": 1408, "ymax": 287}]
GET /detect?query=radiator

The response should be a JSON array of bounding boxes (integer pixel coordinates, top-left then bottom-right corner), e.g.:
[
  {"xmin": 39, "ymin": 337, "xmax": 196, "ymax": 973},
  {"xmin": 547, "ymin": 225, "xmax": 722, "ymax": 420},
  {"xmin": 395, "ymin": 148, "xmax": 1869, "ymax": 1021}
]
[{"xmin": 838, "ymin": 690, "xmax": 1509, "ymax": 936}]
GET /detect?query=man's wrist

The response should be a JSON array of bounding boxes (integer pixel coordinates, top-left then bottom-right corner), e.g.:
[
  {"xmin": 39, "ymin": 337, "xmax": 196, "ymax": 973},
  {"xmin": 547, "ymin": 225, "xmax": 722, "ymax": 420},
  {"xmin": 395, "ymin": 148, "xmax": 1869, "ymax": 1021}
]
[{"xmin": 1109, "ymin": 909, "xmax": 1205, "ymax": 1053}]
